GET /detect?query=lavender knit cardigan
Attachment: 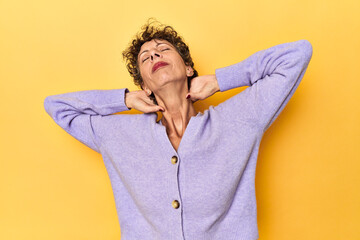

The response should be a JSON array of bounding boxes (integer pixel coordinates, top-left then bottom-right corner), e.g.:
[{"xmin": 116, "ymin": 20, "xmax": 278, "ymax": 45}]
[{"xmin": 44, "ymin": 39, "xmax": 313, "ymax": 240}]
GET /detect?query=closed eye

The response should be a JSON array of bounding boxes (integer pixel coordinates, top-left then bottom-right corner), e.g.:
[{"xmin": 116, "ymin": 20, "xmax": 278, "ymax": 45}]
[{"xmin": 142, "ymin": 48, "xmax": 170, "ymax": 63}]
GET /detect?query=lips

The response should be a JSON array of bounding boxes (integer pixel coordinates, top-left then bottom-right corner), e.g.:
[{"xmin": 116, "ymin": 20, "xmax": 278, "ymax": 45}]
[{"xmin": 152, "ymin": 61, "xmax": 169, "ymax": 73}]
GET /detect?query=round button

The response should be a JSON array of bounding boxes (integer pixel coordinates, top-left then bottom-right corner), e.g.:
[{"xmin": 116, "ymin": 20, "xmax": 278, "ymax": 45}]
[
  {"xmin": 172, "ymin": 200, "xmax": 180, "ymax": 209},
  {"xmin": 171, "ymin": 156, "xmax": 178, "ymax": 164}
]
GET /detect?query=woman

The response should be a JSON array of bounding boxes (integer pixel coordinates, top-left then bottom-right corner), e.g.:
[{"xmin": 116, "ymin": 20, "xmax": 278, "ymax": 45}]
[
  {"xmin": 44, "ymin": 19, "xmax": 313, "ymax": 240},
  {"xmin": 122, "ymin": 22, "xmax": 221, "ymax": 152}
]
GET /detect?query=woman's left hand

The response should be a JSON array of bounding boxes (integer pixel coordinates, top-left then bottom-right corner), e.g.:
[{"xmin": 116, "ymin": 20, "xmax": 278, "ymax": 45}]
[{"xmin": 186, "ymin": 74, "xmax": 220, "ymax": 102}]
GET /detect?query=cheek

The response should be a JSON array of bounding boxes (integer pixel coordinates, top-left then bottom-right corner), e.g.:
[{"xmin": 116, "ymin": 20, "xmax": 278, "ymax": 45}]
[
  {"xmin": 139, "ymin": 67, "xmax": 155, "ymax": 88},
  {"xmin": 172, "ymin": 57, "xmax": 186, "ymax": 72},
  {"xmin": 139, "ymin": 65, "xmax": 148, "ymax": 78},
  {"xmin": 138, "ymin": 67, "xmax": 147, "ymax": 85}
]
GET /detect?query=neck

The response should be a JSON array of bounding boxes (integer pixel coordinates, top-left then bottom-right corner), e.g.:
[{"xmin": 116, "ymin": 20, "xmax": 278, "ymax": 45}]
[{"xmin": 155, "ymin": 82, "xmax": 198, "ymax": 138}]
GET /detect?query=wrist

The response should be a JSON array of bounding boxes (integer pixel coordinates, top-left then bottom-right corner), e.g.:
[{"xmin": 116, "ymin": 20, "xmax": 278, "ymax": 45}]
[
  {"xmin": 125, "ymin": 91, "xmax": 132, "ymax": 109},
  {"xmin": 211, "ymin": 74, "xmax": 220, "ymax": 93}
]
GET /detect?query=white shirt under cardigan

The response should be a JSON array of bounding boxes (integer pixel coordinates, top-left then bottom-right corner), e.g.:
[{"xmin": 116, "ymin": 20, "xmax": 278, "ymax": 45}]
[{"xmin": 44, "ymin": 39, "xmax": 313, "ymax": 240}]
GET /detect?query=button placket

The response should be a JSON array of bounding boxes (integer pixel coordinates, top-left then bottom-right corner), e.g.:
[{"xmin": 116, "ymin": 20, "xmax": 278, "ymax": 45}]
[{"xmin": 170, "ymin": 155, "xmax": 181, "ymax": 210}]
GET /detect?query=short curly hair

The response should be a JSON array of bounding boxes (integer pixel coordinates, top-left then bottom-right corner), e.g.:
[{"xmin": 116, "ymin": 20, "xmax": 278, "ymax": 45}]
[{"xmin": 122, "ymin": 18, "xmax": 198, "ymax": 105}]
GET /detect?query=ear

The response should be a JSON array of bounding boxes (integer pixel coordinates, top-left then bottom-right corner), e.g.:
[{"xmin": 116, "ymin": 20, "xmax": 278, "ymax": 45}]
[
  {"xmin": 142, "ymin": 84, "xmax": 152, "ymax": 95},
  {"xmin": 186, "ymin": 65, "xmax": 194, "ymax": 77}
]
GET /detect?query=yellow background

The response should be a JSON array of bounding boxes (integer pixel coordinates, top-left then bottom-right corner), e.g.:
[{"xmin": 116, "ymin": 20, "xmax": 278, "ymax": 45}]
[{"xmin": 1, "ymin": 0, "xmax": 359, "ymax": 239}]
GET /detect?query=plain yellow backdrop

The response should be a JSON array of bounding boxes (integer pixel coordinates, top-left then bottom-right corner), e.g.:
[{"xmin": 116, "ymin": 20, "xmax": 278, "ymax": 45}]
[{"xmin": 1, "ymin": 0, "xmax": 359, "ymax": 239}]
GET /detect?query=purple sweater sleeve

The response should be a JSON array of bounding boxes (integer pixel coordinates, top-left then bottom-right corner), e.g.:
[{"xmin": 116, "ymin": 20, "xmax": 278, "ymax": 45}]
[
  {"xmin": 215, "ymin": 39, "xmax": 313, "ymax": 132},
  {"xmin": 43, "ymin": 88, "xmax": 131, "ymax": 153}
]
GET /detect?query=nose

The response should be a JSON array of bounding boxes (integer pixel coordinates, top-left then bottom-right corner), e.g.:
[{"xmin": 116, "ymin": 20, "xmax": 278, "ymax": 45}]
[{"xmin": 150, "ymin": 51, "xmax": 161, "ymax": 61}]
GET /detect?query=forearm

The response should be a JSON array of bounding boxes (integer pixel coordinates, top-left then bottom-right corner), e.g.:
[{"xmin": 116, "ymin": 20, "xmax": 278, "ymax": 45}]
[
  {"xmin": 43, "ymin": 88, "xmax": 131, "ymax": 152},
  {"xmin": 213, "ymin": 39, "xmax": 313, "ymax": 132},
  {"xmin": 44, "ymin": 88, "xmax": 131, "ymax": 119},
  {"xmin": 215, "ymin": 39, "xmax": 313, "ymax": 92}
]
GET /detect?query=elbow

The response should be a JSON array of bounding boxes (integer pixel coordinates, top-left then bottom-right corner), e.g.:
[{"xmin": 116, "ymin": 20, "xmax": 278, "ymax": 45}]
[
  {"xmin": 43, "ymin": 96, "xmax": 51, "ymax": 114},
  {"xmin": 299, "ymin": 39, "xmax": 313, "ymax": 62},
  {"xmin": 43, "ymin": 95, "xmax": 59, "ymax": 117},
  {"xmin": 43, "ymin": 96, "xmax": 57, "ymax": 115}
]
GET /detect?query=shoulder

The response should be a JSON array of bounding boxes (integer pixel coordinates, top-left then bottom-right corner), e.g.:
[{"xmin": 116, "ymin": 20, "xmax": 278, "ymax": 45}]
[
  {"xmin": 194, "ymin": 104, "xmax": 262, "ymax": 144},
  {"xmin": 210, "ymin": 91, "xmax": 259, "ymax": 129}
]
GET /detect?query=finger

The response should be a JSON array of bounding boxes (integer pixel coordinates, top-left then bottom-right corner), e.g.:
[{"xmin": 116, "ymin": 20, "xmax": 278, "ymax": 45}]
[
  {"xmin": 187, "ymin": 93, "xmax": 198, "ymax": 102},
  {"xmin": 143, "ymin": 96, "xmax": 155, "ymax": 105},
  {"xmin": 146, "ymin": 105, "xmax": 164, "ymax": 113},
  {"xmin": 143, "ymin": 96, "xmax": 165, "ymax": 111},
  {"xmin": 143, "ymin": 100, "xmax": 164, "ymax": 110}
]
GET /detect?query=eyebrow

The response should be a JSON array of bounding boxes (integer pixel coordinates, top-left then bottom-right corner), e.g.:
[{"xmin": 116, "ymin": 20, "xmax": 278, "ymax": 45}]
[{"xmin": 139, "ymin": 42, "xmax": 170, "ymax": 59}]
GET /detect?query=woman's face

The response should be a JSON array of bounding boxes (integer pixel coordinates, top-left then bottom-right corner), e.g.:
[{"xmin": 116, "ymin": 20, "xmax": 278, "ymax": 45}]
[{"xmin": 137, "ymin": 39, "xmax": 193, "ymax": 93}]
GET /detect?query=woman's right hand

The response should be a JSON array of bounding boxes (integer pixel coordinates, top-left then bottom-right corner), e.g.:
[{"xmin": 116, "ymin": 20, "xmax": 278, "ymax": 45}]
[{"xmin": 125, "ymin": 90, "xmax": 165, "ymax": 113}]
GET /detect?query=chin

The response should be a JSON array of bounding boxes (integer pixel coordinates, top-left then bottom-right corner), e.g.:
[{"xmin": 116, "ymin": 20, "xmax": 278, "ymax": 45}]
[{"xmin": 157, "ymin": 72, "xmax": 187, "ymax": 85}]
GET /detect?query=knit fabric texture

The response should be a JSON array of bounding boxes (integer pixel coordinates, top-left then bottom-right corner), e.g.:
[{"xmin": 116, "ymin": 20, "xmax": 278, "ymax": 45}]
[{"xmin": 44, "ymin": 39, "xmax": 313, "ymax": 240}]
